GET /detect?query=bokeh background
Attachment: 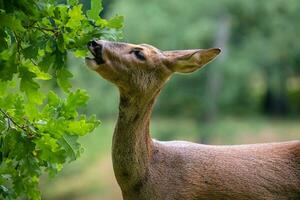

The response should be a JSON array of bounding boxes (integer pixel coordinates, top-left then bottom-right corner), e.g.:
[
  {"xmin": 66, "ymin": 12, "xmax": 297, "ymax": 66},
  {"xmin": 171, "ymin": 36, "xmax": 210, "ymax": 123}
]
[{"xmin": 41, "ymin": 0, "xmax": 300, "ymax": 199}]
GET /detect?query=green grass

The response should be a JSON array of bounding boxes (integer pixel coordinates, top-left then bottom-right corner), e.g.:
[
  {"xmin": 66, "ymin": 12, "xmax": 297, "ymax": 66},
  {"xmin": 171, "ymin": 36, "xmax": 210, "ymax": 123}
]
[{"xmin": 40, "ymin": 117, "xmax": 300, "ymax": 200}]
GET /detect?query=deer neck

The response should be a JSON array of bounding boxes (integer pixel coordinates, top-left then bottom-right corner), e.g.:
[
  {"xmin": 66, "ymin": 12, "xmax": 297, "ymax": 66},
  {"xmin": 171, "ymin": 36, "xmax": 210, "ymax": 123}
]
[{"xmin": 112, "ymin": 91, "xmax": 156, "ymax": 189}]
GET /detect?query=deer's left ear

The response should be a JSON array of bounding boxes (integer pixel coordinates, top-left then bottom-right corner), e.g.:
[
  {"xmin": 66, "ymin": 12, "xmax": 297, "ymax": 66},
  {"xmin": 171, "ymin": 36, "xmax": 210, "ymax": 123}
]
[{"xmin": 164, "ymin": 48, "xmax": 221, "ymax": 73}]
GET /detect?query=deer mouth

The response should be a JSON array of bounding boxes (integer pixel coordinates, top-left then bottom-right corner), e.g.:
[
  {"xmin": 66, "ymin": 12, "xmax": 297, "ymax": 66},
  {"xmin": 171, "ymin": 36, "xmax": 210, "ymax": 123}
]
[{"xmin": 86, "ymin": 41, "xmax": 105, "ymax": 65}]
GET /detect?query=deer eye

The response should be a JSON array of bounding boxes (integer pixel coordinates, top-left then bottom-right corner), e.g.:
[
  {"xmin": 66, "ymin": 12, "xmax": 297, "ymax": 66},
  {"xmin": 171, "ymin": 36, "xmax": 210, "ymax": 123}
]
[{"xmin": 131, "ymin": 49, "xmax": 146, "ymax": 61}]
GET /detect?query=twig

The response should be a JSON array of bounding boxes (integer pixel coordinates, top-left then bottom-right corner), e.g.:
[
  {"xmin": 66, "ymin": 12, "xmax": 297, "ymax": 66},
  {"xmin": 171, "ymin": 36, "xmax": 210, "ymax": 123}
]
[
  {"xmin": 13, "ymin": 31, "xmax": 22, "ymax": 62},
  {"xmin": 12, "ymin": 31, "xmax": 40, "ymax": 66},
  {"xmin": 29, "ymin": 58, "xmax": 38, "ymax": 66},
  {"xmin": 0, "ymin": 109, "xmax": 25, "ymax": 131},
  {"xmin": 0, "ymin": 108, "xmax": 35, "ymax": 138}
]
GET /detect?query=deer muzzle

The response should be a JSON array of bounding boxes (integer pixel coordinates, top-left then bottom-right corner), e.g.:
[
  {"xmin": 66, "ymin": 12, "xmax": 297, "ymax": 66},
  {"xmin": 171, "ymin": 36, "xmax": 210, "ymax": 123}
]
[{"xmin": 86, "ymin": 39, "xmax": 105, "ymax": 65}]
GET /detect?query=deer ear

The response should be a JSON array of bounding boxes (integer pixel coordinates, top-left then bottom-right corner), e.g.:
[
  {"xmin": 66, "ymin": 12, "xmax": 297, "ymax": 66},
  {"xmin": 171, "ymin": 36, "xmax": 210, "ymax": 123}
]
[{"xmin": 164, "ymin": 48, "xmax": 221, "ymax": 73}]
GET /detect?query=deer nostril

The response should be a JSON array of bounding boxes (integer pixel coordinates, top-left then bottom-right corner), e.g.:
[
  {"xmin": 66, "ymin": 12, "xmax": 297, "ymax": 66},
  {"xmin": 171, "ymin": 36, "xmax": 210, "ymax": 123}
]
[
  {"xmin": 92, "ymin": 40, "xmax": 98, "ymax": 47},
  {"xmin": 88, "ymin": 40, "xmax": 99, "ymax": 47}
]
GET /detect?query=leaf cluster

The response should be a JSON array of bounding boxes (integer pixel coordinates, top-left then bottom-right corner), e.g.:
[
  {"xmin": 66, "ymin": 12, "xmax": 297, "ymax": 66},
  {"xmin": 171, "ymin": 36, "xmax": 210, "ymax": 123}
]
[{"xmin": 0, "ymin": 0, "xmax": 123, "ymax": 199}]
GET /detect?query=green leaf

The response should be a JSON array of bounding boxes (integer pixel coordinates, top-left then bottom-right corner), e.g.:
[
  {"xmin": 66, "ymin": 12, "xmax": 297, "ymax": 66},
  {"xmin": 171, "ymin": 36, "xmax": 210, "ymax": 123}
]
[
  {"xmin": 35, "ymin": 134, "xmax": 66, "ymax": 163},
  {"xmin": 107, "ymin": 15, "xmax": 124, "ymax": 29},
  {"xmin": 38, "ymin": 54, "xmax": 55, "ymax": 72},
  {"xmin": 54, "ymin": 50, "xmax": 67, "ymax": 69},
  {"xmin": 66, "ymin": 119, "xmax": 95, "ymax": 136},
  {"xmin": 47, "ymin": 91, "xmax": 60, "ymax": 106},
  {"xmin": 0, "ymin": 14, "xmax": 25, "ymax": 31},
  {"xmin": 73, "ymin": 49, "xmax": 87, "ymax": 57},
  {"xmin": 66, "ymin": 5, "xmax": 85, "ymax": 29},
  {"xmin": 24, "ymin": 103, "xmax": 39, "ymax": 121},
  {"xmin": 22, "ymin": 61, "xmax": 52, "ymax": 80},
  {"xmin": 67, "ymin": 0, "xmax": 78, "ymax": 6},
  {"xmin": 20, "ymin": 71, "xmax": 44, "ymax": 104},
  {"xmin": 57, "ymin": 34, "xmax": 66, "ymax": 53},
  {"xmin": 56, "ymin": 68, "xmax": 73, "ymax": 93},
  {"xmin": 66, "ymin": 89, "xmax": 89, "ymax": 108},
  {"xmin": 87, "ymin": 0, "xmax": 103, "ymax": 21},
  {"xmin": 0, "ymin": 46, "xmax": 18, "ymax": 81},
  {"xmin": 22, "ymin": 45, "xmax": 38, "ymax": 59},
  {"xmin": 0, "ymin": 29, "xmax": 8, "ymax": 51},
  {"xmin": 35, "ymin": 134, "xmax": 59, "ymax": 153},
  {"xmin": 58, "ymin": 134, "xmax": 80, "ymax": 161},
  {"xmin": 61, "ymin": 89, "xmax": 89, "ymax": 119},
  {"xmin": 0, "ymin": 80, "xmax": 14, "ymax": 96}
]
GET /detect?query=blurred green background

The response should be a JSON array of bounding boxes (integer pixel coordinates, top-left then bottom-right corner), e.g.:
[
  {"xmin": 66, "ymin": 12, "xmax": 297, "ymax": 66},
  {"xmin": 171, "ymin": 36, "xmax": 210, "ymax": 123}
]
[{"xmin": 41, "ymin": 0, "xmax": 300, "ymax": 199}]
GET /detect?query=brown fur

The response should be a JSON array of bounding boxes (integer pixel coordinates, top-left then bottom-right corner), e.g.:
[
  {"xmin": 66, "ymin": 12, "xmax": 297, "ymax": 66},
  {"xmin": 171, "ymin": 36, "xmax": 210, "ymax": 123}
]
[{"xmin": 85, "ymin": 40, "xmax": 300, "ymax": 200}]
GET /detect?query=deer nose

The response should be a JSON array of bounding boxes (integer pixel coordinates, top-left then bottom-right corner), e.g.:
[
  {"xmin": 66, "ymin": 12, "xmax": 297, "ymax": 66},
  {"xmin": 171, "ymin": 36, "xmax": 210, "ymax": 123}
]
[{"xmin": 88, "ymin": 40, "xmax": 101, "ymax": 48}]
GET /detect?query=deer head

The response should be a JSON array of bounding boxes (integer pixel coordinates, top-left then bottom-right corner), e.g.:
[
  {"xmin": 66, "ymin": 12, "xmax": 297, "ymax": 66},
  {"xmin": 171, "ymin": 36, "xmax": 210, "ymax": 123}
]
[{"xmin": 85, "ymin": 40, "xmax": 220, "ymax": 98}]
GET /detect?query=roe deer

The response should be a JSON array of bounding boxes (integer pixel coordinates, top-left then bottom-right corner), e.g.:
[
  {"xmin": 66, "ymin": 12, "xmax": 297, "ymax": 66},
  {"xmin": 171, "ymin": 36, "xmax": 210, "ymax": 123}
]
[{"xmin": 85, "ymin": 40, "xmax": 300, "ymax": 200}]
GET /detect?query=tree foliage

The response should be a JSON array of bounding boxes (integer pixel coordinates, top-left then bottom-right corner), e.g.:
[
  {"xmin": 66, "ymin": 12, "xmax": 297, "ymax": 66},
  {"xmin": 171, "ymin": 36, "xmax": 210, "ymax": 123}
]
[{"xmin": 0, "ymin": 0, "xmax": 123, "ymax": 199}]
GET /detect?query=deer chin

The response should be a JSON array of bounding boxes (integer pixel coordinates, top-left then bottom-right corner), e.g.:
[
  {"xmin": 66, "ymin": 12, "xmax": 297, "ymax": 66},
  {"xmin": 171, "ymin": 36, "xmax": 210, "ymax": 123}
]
[{"xmin": 85, "ymin": 57, "xmax": 101, "ymax": 70}]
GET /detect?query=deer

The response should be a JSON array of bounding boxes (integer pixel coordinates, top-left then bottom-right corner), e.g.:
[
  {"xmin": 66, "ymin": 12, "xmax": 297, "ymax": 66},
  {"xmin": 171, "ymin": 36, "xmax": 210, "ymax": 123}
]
[{"xmin": 85, "ymin": 39, "xmax": 300, "ymax": 200}]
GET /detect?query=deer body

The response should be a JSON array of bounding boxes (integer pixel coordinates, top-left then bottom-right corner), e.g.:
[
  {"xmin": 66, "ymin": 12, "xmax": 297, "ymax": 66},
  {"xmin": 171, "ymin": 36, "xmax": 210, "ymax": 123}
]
[
  {"xmin": 150, "ymin": 140, "xmax": 300, "ymax": 200},
  {"xmin": 85, "ymin": 40, "xmax": 300, "ymax": 199}
]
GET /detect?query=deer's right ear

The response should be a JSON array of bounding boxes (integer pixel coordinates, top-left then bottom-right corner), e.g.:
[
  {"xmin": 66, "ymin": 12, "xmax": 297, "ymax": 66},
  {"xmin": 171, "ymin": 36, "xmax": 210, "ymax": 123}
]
[{"xmin": 163, "ymin": 48, "xmax": 221, "ymax": 73}]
